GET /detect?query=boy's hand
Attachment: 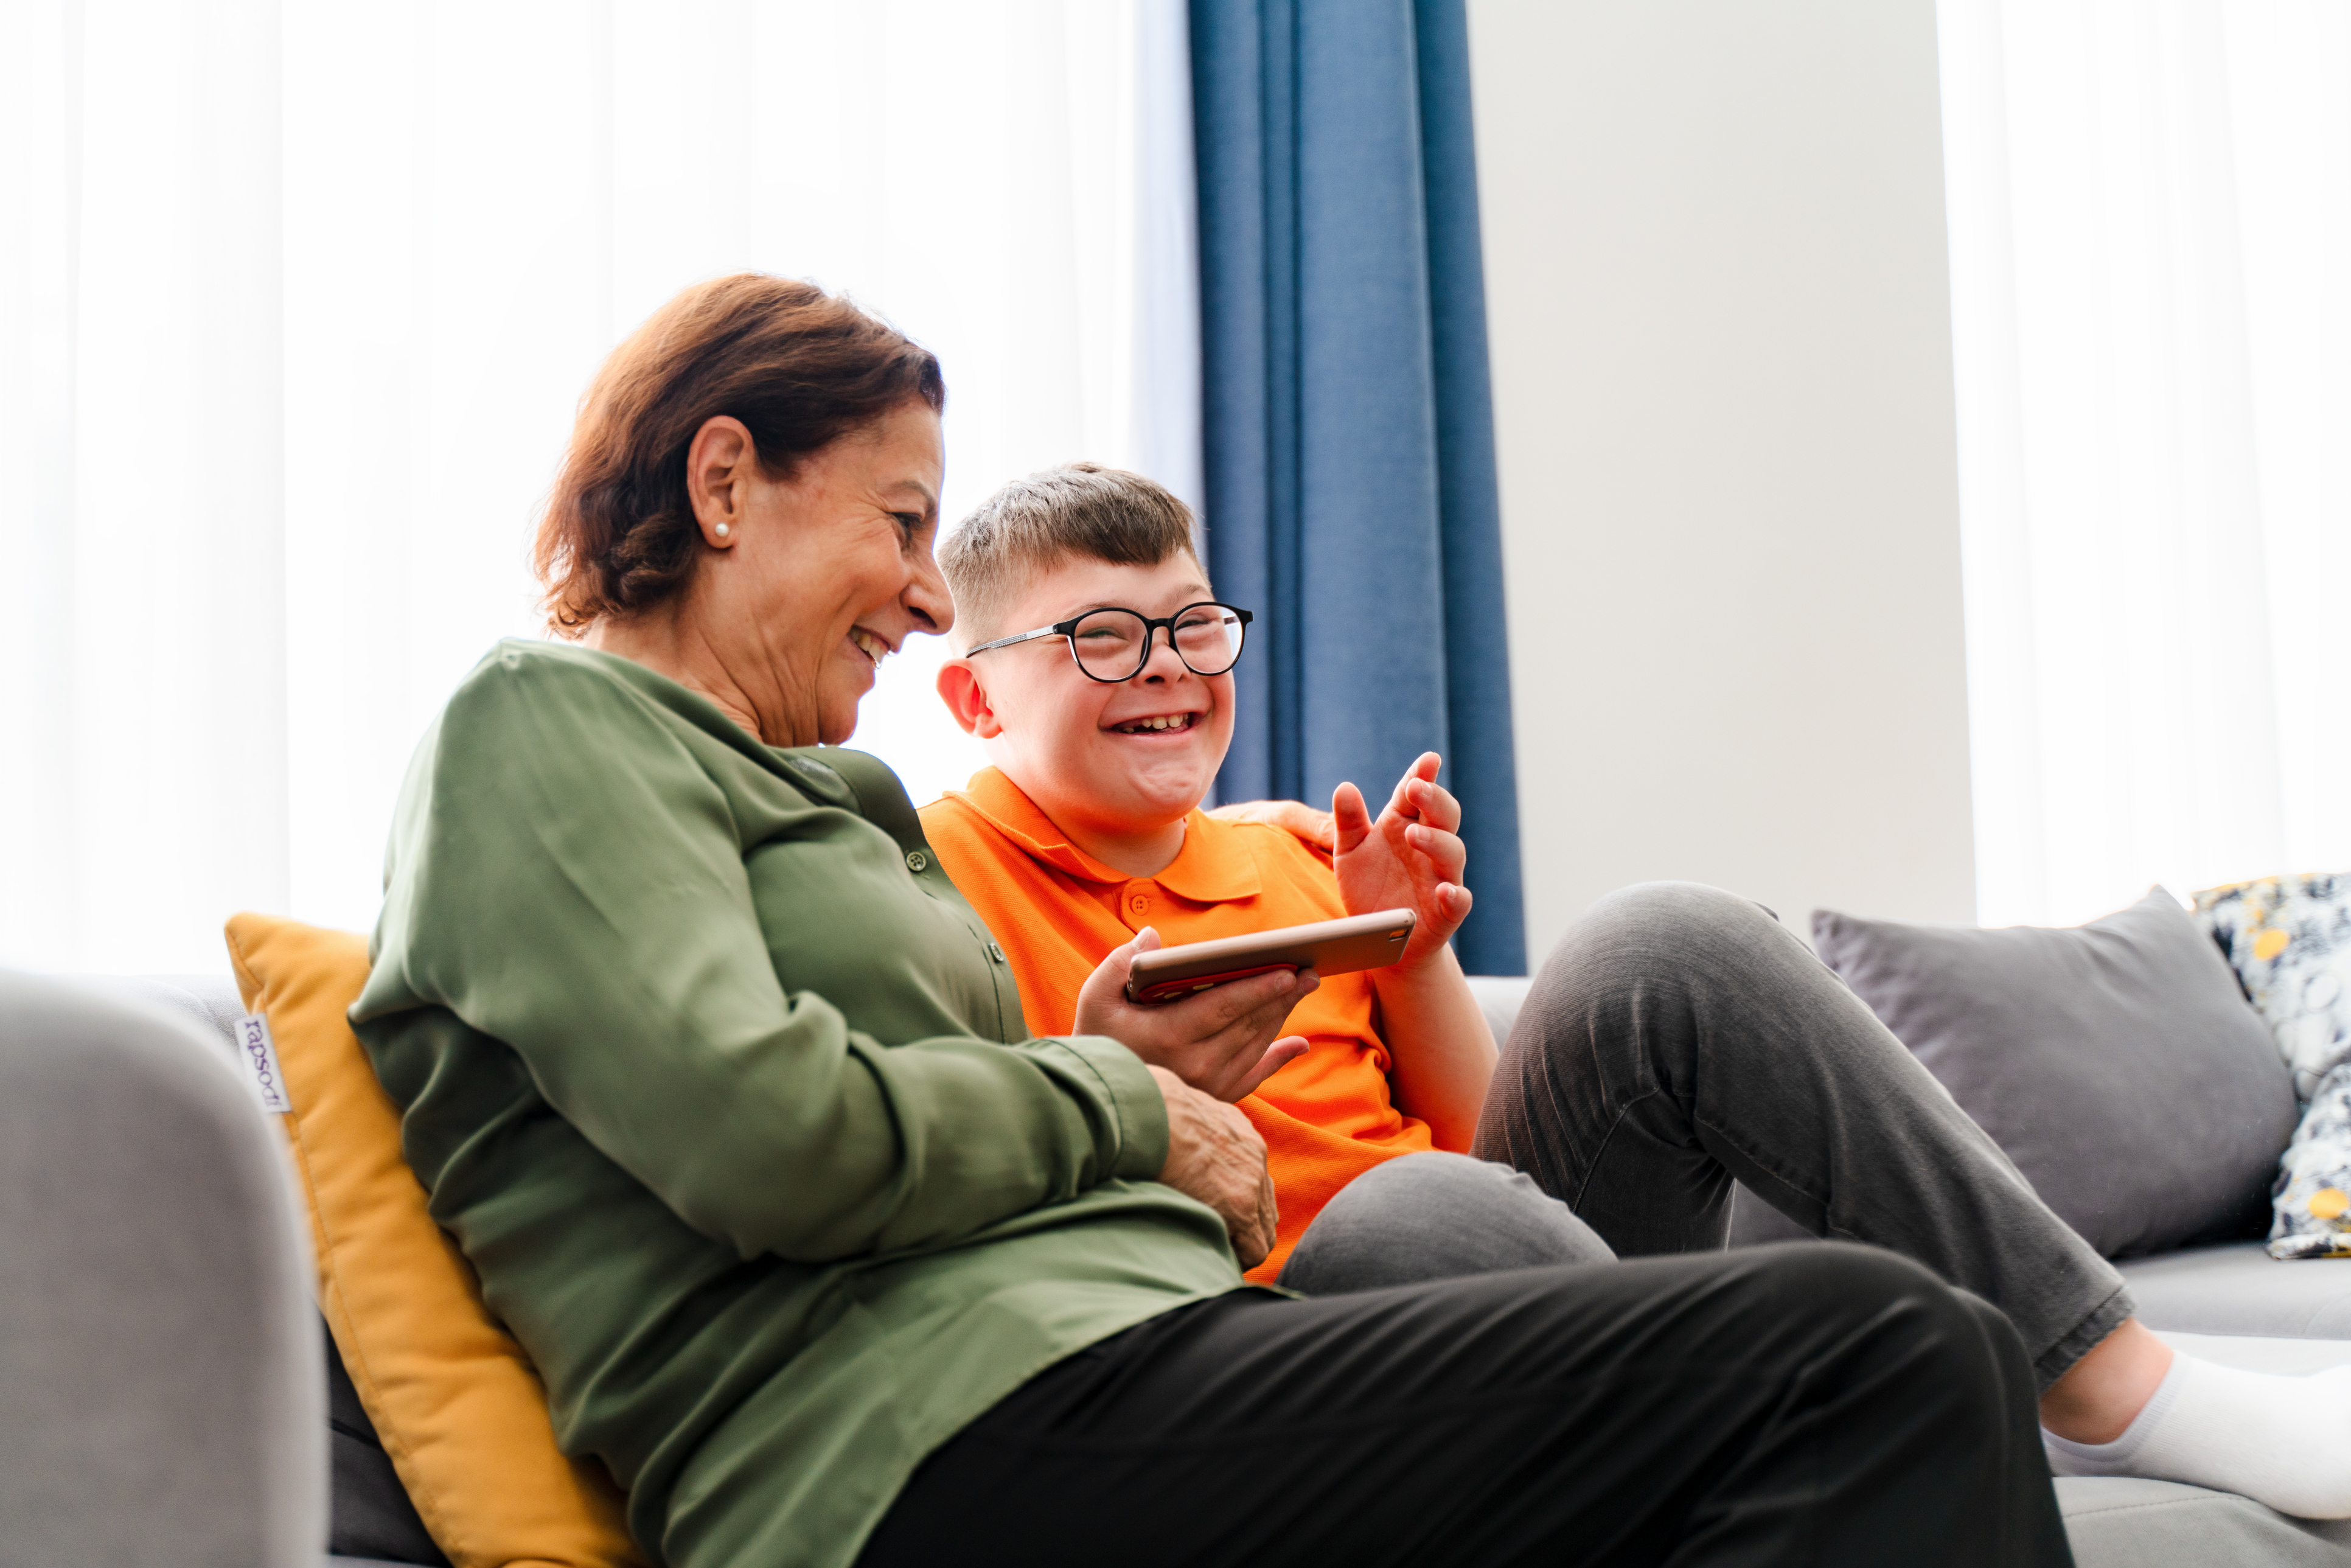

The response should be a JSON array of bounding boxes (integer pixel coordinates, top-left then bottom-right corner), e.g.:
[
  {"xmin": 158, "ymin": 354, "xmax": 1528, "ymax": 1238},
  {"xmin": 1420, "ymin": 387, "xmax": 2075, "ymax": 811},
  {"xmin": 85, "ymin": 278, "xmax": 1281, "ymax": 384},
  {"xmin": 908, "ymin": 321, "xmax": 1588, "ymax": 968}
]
[
  {"xmin": 1073, "ymin": 929, "xmax": 1317, "ymax": 1102},
  {"xmin": 1332, "ymin": 751, "xmax": 1470, "ymax": 972}
]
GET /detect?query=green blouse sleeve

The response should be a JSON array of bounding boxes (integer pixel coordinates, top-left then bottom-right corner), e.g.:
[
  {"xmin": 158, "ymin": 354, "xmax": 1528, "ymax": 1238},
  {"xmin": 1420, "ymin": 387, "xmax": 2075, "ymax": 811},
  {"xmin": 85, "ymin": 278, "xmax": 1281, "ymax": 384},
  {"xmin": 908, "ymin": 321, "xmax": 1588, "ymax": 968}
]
[{"xmin": 360, "ymin": 648, "xmax": 1169, "ymax": 1263}]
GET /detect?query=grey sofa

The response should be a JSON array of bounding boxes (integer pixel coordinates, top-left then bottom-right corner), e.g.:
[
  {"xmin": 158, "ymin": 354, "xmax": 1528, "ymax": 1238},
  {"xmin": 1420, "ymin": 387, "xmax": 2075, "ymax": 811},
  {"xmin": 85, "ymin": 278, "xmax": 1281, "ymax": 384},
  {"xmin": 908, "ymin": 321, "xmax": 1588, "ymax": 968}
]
[{"xmin": 7, "ymin": 964, "xmax": 2349, "ymax": 1566}]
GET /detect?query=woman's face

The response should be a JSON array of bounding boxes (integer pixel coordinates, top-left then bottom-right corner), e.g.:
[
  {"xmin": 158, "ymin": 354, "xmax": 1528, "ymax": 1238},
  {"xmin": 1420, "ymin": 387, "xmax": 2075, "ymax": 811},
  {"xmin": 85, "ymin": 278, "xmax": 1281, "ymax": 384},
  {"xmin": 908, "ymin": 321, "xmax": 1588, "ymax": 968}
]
[{"xmin": 688, "ymin": 400, "xmax": 951, "ymax": 747}]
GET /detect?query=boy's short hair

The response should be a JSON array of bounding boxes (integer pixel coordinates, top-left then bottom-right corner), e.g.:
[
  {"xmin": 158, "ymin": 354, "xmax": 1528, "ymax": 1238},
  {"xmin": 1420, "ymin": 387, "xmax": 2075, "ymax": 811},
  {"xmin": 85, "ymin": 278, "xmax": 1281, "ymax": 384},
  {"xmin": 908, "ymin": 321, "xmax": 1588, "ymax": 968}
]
[{"xmin": 940, "ymin": 463, "xmax": 1202, "ymax": 650}]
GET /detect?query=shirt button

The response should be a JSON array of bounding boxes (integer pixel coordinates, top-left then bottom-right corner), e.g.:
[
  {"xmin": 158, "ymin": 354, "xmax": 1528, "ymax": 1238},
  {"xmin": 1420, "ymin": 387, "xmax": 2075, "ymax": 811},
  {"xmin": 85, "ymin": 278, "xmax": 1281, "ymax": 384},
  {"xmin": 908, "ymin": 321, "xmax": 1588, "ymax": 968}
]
[
  {"xmin": 905, "ymin": 850, "xmax": 929, "ymax": 873},
  {"xmin": 987, "ymin": 941, "xmax": 1007, "ymax": 963},
  {"xmin": 1129, "ymin": 894, "xmax": 1151, "ymax": 913}
]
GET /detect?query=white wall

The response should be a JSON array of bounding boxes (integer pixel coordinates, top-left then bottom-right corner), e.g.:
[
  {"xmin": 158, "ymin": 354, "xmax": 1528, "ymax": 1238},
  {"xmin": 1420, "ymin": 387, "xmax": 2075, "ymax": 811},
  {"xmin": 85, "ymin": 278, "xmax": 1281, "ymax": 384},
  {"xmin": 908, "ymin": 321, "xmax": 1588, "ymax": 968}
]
[{"xmin": 1468, "ymin": 0, "xmax": 1977, "ymax": 960}]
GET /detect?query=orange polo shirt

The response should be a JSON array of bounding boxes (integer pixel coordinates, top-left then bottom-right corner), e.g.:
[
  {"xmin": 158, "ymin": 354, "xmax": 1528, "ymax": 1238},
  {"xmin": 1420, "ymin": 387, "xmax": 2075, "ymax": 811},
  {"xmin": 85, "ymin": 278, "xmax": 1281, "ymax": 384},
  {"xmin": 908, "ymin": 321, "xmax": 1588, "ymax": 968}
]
[{"xmin": 919, "ymin": 767, "xmax": 1436, "ymax": 1281}]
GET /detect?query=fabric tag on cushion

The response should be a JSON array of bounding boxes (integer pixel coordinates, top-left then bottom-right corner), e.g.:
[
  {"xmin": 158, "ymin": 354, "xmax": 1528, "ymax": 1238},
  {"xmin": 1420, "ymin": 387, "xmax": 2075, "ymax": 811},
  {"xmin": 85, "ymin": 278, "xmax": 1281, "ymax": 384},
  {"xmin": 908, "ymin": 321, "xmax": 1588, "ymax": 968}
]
[
  {"xmin": 224, "ymin": 913, "xmax": 647, "ymax": 1568},
  {"xmin": 1812, "ymin": 888, "xmax": 2296, "ymax": 1260},
  {"xmin": 2195, "ymin": 874, "xmax": 2351, "ymax": 1258},
  {"xmin": 232, "ymin": 1012, "xmax": 292, "ymax": 1115}
]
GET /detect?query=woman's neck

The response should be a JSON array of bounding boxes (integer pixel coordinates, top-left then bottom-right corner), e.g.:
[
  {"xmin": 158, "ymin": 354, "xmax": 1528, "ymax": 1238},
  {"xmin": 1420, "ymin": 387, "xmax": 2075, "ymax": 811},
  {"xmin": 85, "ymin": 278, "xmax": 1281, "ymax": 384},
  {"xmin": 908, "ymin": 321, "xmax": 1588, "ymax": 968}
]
[{"xmin": 583, "ymin": 609, "xmax": 797, "ymax": 747}]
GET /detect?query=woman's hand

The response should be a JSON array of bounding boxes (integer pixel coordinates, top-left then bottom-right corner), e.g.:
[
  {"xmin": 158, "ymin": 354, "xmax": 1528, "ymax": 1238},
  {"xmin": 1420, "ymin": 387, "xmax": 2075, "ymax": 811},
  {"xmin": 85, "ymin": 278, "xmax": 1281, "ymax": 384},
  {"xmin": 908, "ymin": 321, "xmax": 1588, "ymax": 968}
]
[
  {"xmin": 1149, "ymin": 1066, "xmax": 1278, "ymax": 1269},
  {"xmin": 1333, "ymin": 751, "xmax": 1471, "ymax": 973},
  {"xmin": 1073, "ymin": 929, "xmax": 1317, "ymax": 1102},
  {"xmin": 1207, "ymin": 798, "xmax": 1336, "ymax": 848}
]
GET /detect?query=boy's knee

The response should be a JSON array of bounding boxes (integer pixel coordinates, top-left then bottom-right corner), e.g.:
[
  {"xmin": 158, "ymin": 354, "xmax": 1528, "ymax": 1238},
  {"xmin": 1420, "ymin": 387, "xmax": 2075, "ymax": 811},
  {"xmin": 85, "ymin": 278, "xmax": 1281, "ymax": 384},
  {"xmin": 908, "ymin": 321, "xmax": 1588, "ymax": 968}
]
[
  {"xmin": 1329, "ymin": 1151, "xmax": 1505, "ymax": 1214},
  {"xmin": 1571, "ymin": 881, "xmax": 1780, "ymax": 964},
  {"xmin": 1525, "ymin": 881, "xmax": 1804, "ymax": 1019},
  {"xmin": 1281, "ymin": 1152, "xmax": 1615, "ymax": 1296},
  {"xmin": 1342, "ymin": 1152, "xmax": 1613, "ymax": 1261},
  {"xmin": 1586, "ymin": 880, "xmax": 1772, "ymax": 933}
]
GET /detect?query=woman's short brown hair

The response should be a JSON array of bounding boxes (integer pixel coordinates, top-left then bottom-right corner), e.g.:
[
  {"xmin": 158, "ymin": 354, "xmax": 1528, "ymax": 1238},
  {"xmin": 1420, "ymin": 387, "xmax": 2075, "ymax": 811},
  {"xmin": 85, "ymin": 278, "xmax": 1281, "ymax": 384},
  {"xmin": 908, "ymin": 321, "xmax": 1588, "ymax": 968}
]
[{"xmin": 534, "ymin": 273, "xmax": 945, "ymax": 635}]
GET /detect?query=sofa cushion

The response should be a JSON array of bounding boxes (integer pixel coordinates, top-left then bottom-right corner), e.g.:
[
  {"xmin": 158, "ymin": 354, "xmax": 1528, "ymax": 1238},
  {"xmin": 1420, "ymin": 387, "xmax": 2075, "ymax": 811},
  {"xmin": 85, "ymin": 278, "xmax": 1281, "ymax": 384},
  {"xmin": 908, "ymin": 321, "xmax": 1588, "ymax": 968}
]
[
  {"xmin": 2057, "ymin": 1477, "xmax": 2351, "ymax": 1567},
  {"xmin": 2154, "ymin": 1326, "xmax": 2351, "ymax": 1371},
  {"xmin": 2120, "ymin": 1242, "xmax": 2351, "ymax": 1339},
  {"xmin": 224, "ymin": 914, "xmax": 647, "ymax": 1568},
  {"xmin": 2196, "ymin": 874, "xmax": 2351, "ymax": 1099},
  {"xmin": 2195, "ymin": 873, "xmax": 2351, "ymax": 1261},
  {"xmin": 323, "ymin": 1315, "xmax": 448, "ymax": 1566},
  {"xmin": 2267, "ymin": 1078, "xmax": 2351, "ymax": 1260},
  {"xmin": 1811, "ymin": 889, "xmax": 2297, "ymax": 1260}
]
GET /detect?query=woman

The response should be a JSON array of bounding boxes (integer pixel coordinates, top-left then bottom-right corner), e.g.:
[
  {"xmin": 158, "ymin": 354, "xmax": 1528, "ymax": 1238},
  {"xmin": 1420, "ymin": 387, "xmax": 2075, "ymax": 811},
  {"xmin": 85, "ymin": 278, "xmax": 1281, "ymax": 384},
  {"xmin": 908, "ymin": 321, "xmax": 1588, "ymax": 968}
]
[{"xmin": 352, "ymin": 274, "xmax": 2066, "ymax": 1568}]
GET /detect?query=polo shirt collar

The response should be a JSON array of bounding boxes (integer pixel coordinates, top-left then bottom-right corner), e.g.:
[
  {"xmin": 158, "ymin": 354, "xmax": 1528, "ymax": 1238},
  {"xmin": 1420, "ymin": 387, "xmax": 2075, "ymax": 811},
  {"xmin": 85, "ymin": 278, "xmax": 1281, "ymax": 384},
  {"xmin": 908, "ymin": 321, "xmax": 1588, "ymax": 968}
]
[{"xmin": 951, "ymin": 767, "xmax": 1262, "ymax": 902}]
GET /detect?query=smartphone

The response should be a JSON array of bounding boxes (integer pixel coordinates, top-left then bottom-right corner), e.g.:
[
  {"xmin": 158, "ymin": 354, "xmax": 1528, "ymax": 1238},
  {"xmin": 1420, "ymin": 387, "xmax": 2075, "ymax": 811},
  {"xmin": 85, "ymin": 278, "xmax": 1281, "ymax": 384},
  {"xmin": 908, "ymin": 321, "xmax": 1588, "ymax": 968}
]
[{"xmin": 1124, "ymin": 908, "xmax": 1416, "ymax": 1004}]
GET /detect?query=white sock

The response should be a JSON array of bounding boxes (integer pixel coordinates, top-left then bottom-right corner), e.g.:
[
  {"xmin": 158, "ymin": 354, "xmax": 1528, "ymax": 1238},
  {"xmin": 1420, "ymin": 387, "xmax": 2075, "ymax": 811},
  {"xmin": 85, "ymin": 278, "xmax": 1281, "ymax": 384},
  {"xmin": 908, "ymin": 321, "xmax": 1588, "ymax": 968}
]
[{"xmin": 2044, "ymin": 1354, "xmax": 2351, "ymax": 1519}]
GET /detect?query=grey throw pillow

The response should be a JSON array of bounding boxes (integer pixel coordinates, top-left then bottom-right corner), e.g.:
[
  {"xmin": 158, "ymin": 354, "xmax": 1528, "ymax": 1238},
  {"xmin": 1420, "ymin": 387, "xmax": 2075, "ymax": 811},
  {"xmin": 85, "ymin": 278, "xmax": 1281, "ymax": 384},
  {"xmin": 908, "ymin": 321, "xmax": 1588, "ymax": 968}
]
[{"xmin": 1811, "ymin": 888, "xmax": 2295, "ymax": 1260}]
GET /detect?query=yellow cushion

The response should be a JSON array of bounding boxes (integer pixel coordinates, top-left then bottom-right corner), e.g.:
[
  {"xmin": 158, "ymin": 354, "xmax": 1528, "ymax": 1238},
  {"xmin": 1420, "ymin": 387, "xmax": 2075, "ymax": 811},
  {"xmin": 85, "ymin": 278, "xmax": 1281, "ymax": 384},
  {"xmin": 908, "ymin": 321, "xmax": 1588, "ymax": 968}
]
[{"xmin": 225, "ymin": 913, "xmax": 647, "ymax": 1568}]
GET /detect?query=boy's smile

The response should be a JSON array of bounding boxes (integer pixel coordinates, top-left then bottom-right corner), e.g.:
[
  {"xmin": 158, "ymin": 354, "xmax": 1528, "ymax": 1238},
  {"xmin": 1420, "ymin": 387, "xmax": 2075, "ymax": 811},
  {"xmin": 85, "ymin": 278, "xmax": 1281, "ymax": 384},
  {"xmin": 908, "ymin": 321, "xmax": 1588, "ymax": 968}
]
[
  {"xmin": 1107, "ymin": 710, "xmax": 1202, "ymax": 735},
  {"xmin": 937, "ymin": 554, "xmax": 1236, "ymax": 878}
]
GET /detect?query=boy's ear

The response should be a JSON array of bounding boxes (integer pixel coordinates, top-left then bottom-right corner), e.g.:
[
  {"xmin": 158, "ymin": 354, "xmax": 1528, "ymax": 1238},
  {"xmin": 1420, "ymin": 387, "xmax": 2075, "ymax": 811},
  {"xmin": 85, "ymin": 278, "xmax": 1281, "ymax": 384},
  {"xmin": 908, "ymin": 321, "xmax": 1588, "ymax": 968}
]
[{"xmin": 936, "ymin": 658, "xmax": 1005, "ymax": 740}]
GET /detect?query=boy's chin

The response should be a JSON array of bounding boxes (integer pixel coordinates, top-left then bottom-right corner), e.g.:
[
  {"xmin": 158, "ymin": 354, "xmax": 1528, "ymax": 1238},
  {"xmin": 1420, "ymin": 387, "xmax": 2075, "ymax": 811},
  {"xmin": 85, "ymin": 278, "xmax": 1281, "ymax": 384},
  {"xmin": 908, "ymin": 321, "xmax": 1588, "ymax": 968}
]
[{"xmin": 1101, "ymin": 760, "xmax": 1218, "ymax": 820}]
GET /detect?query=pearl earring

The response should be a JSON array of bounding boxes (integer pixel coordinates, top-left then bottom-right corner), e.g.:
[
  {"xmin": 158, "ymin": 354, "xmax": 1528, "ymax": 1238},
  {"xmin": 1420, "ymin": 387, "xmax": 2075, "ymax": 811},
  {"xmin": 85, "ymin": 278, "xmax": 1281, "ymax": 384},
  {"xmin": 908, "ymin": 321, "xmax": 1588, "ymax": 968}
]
[{"xmin": 714, "ymin": 523, "xmax": 731, "ymax": 538}]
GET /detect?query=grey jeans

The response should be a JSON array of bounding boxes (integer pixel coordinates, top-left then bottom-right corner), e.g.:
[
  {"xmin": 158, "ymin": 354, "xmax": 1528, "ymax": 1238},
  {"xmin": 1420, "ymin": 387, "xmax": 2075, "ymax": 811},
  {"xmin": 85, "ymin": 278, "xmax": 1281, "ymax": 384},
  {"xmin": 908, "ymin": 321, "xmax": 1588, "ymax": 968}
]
[{"xmin": 1278, "ymin": 881, "xmax": 2133, "ymax": 1389}]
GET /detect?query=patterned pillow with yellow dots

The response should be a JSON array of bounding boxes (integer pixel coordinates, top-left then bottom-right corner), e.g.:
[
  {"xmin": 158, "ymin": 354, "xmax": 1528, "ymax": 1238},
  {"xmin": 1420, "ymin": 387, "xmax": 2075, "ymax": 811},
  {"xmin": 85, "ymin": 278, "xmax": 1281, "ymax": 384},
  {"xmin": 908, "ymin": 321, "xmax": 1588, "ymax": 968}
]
[
  {"xmin": 2268, "ymin": 1066, "xmax": 2351, "ymax": 1260},
  {"xmin": 2195, "ymin": 874, "xmax": 2351, "ymax": 1259}
]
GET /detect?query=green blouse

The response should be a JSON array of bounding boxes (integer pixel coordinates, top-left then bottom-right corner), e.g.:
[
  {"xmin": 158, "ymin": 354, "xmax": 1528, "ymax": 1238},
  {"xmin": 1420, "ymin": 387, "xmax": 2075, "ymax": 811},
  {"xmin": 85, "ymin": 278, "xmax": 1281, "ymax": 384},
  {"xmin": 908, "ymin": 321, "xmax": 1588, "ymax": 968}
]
[{"xmin": 352, "ymin": 640, "xmax": 1243, "ymax": 1568}]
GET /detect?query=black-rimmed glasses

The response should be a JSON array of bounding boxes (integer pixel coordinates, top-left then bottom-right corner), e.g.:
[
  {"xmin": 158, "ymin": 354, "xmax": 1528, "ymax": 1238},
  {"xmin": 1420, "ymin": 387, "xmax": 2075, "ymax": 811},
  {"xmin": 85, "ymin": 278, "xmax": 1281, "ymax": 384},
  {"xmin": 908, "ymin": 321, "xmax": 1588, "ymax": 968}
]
[{"xmin": 966, "ymin": 601, "xmax": 1253, "ymax": 684}]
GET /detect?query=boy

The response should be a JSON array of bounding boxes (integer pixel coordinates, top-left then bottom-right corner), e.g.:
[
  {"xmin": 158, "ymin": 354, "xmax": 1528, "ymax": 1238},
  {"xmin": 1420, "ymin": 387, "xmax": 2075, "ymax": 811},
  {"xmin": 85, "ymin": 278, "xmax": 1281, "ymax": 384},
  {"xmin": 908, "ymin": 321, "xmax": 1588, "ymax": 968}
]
[{"xmin": 921, "ymin": 463, "xmax": 1500, "ymax": 1281}]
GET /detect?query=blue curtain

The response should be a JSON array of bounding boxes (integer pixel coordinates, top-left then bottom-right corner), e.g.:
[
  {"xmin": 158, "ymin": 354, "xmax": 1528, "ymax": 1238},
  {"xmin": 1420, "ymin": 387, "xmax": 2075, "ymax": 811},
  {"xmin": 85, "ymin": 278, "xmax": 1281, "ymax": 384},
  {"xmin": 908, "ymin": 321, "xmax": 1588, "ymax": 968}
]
[{"xmin": 1191, "ymin": 0, "xmax": 1526, "ymax": 975}]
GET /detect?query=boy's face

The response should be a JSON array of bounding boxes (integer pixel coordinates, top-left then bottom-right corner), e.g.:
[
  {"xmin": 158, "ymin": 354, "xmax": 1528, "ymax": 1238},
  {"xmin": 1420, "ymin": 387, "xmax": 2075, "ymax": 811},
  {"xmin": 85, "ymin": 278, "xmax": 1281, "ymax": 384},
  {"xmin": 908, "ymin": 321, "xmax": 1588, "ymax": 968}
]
[{"xmin": 941, "ymin": 552, "xmax": 1236, "ymax": 841}]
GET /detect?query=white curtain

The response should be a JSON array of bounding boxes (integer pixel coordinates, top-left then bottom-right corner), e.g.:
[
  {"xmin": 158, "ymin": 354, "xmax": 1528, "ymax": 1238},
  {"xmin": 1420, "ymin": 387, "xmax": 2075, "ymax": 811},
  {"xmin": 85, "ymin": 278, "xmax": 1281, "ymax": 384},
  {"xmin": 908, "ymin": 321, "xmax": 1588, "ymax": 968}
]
[
  {"xmin": 1940, "ymin": 0, "xmax": 2351, "ymax": 928},
  {"xmin": 0, "ymin": 0, "xmax": 1201, "ymax": 974}
]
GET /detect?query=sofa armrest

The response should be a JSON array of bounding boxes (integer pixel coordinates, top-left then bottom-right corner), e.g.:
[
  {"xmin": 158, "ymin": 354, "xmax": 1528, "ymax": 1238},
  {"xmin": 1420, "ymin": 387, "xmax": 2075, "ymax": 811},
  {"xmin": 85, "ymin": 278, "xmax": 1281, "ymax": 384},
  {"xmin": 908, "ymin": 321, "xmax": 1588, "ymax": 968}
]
[
  {"xmin": 0, "ymin": 972, "xmax": 326, "ymax": 1564},
  {"xmin": 1464, "ymin": 974, "xmax": 1531, "ymax": 1048}
]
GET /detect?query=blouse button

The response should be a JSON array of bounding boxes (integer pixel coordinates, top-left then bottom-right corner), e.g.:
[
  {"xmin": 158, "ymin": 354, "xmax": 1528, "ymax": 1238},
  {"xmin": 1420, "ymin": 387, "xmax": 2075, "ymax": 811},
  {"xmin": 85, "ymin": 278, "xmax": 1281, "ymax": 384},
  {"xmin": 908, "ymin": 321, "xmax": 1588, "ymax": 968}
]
[{"xmin": 905, "ymin": 849, "xmax": 929, "ymax": 873}]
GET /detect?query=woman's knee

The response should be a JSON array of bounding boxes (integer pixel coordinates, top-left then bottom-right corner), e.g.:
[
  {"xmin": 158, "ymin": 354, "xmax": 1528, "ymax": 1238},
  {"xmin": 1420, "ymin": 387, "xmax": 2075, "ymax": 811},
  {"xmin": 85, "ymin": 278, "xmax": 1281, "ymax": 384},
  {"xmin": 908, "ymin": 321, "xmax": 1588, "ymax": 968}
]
[
  {"xmin": 1745, "ymin": 1242, "xmax": 1962, "ymax": 1325},
  {"xmin": 1746, "ymin": 1244, "xmax": 2021, "ymax": 1418},
  {"xmin": 1278, "ymin": 1152, "xmax": 1616, "ymax": 1296}
]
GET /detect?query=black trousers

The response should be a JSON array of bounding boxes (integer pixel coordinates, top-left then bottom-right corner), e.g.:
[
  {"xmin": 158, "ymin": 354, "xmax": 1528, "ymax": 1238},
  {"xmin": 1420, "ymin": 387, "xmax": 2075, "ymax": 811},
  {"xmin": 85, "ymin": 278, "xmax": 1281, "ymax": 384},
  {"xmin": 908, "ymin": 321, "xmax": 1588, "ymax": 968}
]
[{"xmin": 859, "ymin": 1244, "xmax": 2072, "ymax": 1568}]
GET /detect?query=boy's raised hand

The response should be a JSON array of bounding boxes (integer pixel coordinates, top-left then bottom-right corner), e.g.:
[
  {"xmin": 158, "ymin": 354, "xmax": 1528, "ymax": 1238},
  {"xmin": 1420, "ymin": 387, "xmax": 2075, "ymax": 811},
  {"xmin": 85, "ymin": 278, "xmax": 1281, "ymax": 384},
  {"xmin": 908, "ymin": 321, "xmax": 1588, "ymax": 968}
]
[
  {"xmin": 1332, "ymin": 751, "xmax": 1470, "ymax": 973},
  {"xmin": 1073, "ymin": 927, "xmax": 1317, "ymax": 1102}
]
